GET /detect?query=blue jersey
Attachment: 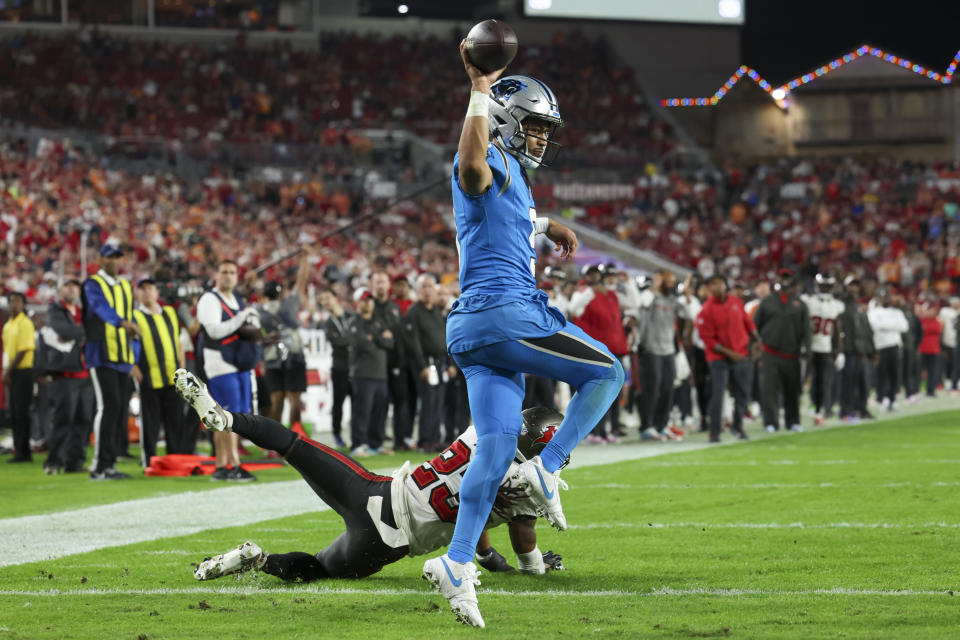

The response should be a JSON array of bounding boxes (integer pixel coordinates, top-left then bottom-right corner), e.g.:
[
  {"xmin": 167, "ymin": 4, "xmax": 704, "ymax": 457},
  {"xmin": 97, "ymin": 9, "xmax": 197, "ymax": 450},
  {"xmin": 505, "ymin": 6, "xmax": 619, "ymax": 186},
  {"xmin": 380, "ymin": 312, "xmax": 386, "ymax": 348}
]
[
  {"xmin": 452, "ymin": 143, "xmax": 537, "ymax": 294},
  {"xmin": 447, "ymin": 143, "xmax": 565, "ymax": 353}
]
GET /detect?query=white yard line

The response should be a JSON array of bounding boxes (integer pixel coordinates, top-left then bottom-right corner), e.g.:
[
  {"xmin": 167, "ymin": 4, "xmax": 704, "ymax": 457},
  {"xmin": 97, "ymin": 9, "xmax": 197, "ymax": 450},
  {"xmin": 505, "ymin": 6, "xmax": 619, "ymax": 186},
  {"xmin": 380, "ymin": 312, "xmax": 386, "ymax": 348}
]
[
  {"xmin": 568, "ymin": 522, "xmax": 960, "ymax": 530},
  {"xmin": 1, "ymin": 400, "xmax": 957, "ymax": 568},
  {"xmin": 0, "ymin": 586, "xmax": 951, "ymax": 598},
  {"xmin": 643, "ymin": 458, "xmax": 960, "ymax": 467},
  {"xmin": 581, "ymin": 481, "xmax": 960, "ymax": 489}
]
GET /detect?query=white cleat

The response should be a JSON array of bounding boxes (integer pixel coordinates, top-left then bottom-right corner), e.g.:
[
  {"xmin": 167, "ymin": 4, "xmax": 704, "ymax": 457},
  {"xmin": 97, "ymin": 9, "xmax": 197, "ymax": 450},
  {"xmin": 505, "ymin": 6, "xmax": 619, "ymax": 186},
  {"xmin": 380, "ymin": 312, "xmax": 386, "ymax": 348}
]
[
  {"xmin": 512, "ymin": 455, "xmax": 568, "ymax": 531},
  {"xmin": 194, "ymin": 541, "xmax": 265, "ymax": 580},
  {"xmin": 422, "ymin": 554, "xmax": 484, "ymax": 628},
  {"xmin": 174, "ymin": 368, "xmax": 231, "ymax": 431}
]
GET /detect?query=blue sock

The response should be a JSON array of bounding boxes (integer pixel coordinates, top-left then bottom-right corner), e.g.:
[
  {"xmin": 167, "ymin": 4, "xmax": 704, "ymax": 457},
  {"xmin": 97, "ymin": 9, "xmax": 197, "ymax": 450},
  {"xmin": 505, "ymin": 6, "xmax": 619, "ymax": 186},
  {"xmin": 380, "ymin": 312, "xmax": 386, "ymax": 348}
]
[
  {"xmin": 540, "ymin": 358, "xmax": 625, "ymax": 474},
  {"xmin": 446, "ymin": 431, "xmax": 519, "ymax": 563}
]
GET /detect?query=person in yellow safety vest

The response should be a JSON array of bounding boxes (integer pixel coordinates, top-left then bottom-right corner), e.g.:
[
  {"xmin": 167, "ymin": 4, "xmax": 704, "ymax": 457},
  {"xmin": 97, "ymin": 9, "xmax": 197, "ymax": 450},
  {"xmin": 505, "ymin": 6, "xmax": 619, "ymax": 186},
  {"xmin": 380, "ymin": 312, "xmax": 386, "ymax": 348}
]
[
  {"xmin": 81, "ymin": 244, "xmax": 142, "ymax": 480},
  {"xmin": 132, "ymin": 277, "xmax": 187, "ymax": 467},
  {"xmin": 2, "ymin": 292, "xmax": 36, "ymax": 462}
]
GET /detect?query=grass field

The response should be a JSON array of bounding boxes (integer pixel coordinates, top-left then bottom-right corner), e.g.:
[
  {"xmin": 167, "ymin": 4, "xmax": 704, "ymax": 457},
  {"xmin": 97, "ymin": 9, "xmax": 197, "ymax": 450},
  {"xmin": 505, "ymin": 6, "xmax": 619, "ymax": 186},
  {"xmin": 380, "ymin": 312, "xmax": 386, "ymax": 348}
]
[{"xmin": 2, "ymin": 409, "xmax": 959, "ymax": 639}]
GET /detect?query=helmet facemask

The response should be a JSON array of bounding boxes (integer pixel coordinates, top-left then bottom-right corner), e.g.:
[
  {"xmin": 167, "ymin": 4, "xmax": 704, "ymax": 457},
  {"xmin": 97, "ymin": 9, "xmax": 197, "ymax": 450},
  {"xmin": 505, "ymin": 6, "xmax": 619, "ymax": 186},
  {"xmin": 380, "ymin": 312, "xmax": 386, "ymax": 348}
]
[
  {"xmin": 815, "ymin": 273, "xmax": 836, "ymax": 294},
  {"xmin": 487, "ymin": 75, "xmax": 563, "ymax": 170},
  {"xmin": 512, "ymin": 115, "xmax": 562, "ymax": 169}
]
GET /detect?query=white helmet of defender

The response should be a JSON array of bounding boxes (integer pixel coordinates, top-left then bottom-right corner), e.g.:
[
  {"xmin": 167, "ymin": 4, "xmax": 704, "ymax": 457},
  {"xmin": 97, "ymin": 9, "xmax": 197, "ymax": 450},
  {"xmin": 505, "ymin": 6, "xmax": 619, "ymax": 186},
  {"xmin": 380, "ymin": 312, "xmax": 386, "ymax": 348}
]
[{"xmin": 487, "ymin": 75, "xmax": 563, "ymax": 170}]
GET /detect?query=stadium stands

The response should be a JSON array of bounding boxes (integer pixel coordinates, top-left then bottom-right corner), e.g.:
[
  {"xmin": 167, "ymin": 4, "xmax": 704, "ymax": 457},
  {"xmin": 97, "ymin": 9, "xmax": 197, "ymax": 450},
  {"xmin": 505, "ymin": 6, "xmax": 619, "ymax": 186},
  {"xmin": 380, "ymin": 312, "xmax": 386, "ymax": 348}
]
[
  {"xmin": 0, "ymin": 31, "xmax": 675, "ymax": 169},
  {"xmin": 546, "ymin": 158, "xmax": 960, "ymax": 294}
]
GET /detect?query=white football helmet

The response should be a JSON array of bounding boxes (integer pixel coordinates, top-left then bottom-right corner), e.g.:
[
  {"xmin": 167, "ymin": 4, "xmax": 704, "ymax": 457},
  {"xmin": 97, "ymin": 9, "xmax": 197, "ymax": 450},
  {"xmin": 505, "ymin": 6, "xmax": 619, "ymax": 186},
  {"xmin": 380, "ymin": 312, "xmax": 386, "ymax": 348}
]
[{"xmin": 487, "ymin": 75, "xmax": 563, "ymax": 169}]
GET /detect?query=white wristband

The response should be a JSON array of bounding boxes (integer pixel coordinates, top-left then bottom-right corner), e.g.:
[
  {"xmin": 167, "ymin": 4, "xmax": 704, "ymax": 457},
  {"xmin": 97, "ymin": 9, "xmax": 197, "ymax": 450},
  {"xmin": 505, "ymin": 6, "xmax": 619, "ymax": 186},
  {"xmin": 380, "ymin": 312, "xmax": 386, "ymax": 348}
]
[
  {"xmin": 466, "ymin": 91, "xmax": 489, "ymax": 118},
  {"xmin": 517, "ymin": 547, "xmax": 545, "ymax": 574},
  {"xmin": 534, "ymin": 217, "xmax": 550, "ymax": 235}
]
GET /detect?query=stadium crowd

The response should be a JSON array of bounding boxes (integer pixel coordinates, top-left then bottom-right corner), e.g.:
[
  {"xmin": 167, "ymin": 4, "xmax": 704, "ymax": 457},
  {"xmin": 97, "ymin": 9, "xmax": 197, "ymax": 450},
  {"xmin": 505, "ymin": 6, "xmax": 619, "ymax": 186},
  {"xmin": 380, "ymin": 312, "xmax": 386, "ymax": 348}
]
[
  {"xmin": 551, "ymin": 157, "xmax": 960, "ymax": 293},
  {"xmin": 3, "ymin": 242, "xmax": 957, "ymax": 475},
  {"xmin": 0, "ymin": 30, "xmax": 674, "ymax": 166},
  {"xmin": 2, "ymin": 134, "xmax": 958, "ymax": 478}
]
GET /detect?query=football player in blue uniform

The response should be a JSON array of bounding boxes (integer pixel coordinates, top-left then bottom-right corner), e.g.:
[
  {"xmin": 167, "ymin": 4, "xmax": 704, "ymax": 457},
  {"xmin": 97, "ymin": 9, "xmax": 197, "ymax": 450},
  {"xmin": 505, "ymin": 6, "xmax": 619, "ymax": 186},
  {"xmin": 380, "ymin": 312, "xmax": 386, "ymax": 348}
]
[{"xmin": 420, "ymin": 41, "xmax": 625, "ymax": 627}]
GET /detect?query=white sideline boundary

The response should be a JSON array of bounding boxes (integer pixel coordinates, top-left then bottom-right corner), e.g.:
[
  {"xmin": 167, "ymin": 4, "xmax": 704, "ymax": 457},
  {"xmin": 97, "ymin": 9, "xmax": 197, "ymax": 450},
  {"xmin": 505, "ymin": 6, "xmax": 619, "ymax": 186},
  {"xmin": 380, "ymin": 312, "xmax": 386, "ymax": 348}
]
[
  {"xmin": 0, "ymin": 586, "xmax": 953, "ymax": 598},
  {"xmin": 1, "ymin": 400, "xmax": 958, "ymax": 568}
]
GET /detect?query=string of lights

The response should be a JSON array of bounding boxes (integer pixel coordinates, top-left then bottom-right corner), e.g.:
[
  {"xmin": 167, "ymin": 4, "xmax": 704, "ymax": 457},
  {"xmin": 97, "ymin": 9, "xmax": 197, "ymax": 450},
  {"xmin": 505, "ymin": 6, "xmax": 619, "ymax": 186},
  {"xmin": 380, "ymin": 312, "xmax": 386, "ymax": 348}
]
[{"xmin": 661, "ymin": 44, "xmax": 960, "ymax": 110}]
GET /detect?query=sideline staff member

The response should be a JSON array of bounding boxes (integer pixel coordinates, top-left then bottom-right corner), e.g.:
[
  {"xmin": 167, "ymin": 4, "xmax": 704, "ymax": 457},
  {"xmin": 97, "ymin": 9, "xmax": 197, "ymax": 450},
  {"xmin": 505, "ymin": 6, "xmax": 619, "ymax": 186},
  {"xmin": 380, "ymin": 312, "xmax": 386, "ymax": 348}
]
[
  {"xmin": 133, "ymin": 277, "xmax": 186, "ymax": 465},
  {"xmin": 83, "ymin": 244, "xmax": 141, "ymax": 480},
  {"xmin": 198, "ymin": 260, "xmax": 260, "ymax": 482},
  {"xmin": 2, "ymin": 292, "xmax": 35, "ymax": 462}
]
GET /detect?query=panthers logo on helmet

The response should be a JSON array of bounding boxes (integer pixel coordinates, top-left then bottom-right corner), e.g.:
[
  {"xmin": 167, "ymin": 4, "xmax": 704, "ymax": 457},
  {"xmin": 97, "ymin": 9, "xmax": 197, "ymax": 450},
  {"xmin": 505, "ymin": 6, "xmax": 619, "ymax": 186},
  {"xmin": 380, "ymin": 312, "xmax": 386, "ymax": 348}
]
[
  {"xmin": 492, "ymin": 78, "xmax": 527, "ymax": 100},
  {"xmin": 535, "ymin": 425, "xmax": 559, "ymax": 445}
]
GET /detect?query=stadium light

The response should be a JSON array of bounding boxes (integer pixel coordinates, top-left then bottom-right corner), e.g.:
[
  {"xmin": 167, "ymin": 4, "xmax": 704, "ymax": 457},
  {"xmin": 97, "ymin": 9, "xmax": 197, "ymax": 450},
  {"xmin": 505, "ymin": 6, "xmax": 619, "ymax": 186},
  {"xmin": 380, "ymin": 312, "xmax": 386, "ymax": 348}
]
[
  {"xmin": 717, "ymin": 0, "xmax": 742, "ymax": 20},
  {"xmin": 397, "ymin": 3, "xmax": 408, "ymax": 14}
]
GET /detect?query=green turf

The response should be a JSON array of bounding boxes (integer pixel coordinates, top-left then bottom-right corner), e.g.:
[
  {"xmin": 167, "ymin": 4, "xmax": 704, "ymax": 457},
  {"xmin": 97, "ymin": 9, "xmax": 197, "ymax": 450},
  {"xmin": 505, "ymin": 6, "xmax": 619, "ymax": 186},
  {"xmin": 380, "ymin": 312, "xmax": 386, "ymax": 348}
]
[{"xmin": 2, "ymin": 411, "xmax": 959, "ymax": 639}]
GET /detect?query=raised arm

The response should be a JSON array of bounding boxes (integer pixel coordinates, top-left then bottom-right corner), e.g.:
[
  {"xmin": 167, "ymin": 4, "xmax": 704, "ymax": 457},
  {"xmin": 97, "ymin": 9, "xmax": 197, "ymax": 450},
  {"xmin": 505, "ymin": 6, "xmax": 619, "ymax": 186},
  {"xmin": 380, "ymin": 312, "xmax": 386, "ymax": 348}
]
[
  {"xmin": 294, "ymin": 248, "xmax": 310, "ymax": 299},
  {"xmin": 456, "ymin": 40, "xmax": 505, "ymax": 196}
]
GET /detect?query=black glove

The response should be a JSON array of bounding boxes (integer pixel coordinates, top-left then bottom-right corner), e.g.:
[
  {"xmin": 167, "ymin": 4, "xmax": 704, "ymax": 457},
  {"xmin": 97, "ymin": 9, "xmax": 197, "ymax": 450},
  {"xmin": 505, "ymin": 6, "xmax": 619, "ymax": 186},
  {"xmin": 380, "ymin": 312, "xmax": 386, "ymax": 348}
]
[
  {"xmin": 542, "ymin": 550, "xmax": 564, "ymax": 571},
  {"xmin": 476, "ymin": 546, "xmax": 515, "ymax": 572}
]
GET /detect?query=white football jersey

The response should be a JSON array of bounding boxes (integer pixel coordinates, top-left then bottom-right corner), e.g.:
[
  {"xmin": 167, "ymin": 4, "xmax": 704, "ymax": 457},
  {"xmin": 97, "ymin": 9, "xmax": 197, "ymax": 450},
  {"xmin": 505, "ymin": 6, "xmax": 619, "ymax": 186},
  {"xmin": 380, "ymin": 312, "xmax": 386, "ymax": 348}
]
[
  {"xmin": 386, "ymin": 426, "xmax": 540, "ymax": 556},
  {"xmin": 801, "ymin": 294, "xmax": 845, "ymax": 353}
]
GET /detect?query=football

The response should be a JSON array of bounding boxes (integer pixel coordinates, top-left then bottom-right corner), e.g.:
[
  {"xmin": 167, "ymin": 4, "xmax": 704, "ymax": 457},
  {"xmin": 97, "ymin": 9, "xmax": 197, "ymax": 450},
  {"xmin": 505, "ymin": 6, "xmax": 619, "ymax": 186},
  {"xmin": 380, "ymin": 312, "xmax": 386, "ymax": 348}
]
[
  {"xmin": 465, "ymin": 19, "xmax": 518, "ymax": 73},
  {"xmin": 237, "ymin": 321, "xmax": 262, "ymax": 342}
]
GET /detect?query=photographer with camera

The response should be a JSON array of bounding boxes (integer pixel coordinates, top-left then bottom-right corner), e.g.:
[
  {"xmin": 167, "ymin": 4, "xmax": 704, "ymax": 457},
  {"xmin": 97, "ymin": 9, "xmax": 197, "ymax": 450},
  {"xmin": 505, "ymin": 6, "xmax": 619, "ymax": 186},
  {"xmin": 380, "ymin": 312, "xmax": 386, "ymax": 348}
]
[
  {"xmin": 197, "ymin": 260, "xmax": 261, "ymax": 482},
  {"xmin": 258, "ymin": 250, "xmax": 310, "ymax": 432}
]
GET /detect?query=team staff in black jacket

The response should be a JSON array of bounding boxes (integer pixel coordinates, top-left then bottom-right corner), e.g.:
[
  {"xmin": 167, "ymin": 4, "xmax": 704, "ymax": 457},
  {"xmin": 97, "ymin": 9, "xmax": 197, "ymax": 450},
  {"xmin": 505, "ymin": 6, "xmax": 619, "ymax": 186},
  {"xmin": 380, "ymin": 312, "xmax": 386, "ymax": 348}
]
[
  {"xmin": 754, "ymin": 269, "xmax": 811, "ymax": 432},
  {"xmin": 899, "ymin": 295, "xmax": 923, "ymax": 402},
  {"xmin": 319, "ymin": 288, "xmax": 353, "ymax": 448},
  {"xmin": 370, "ymin": 270, "xmax": 410, "ymax": 451},
  {"xmin": 403, "ymin": 274, "xmax": 450, "ymax": 451},
  {"xmin": 347, "ymin": 288, "xmax": 394, "ymax": 457},
  {"xmin": 838, "ymin": 277, "xmax": 875, "ymax": 420},
  {"xmin": 37, "ymin": 280, "xmax": 93, "ymax": 473}
]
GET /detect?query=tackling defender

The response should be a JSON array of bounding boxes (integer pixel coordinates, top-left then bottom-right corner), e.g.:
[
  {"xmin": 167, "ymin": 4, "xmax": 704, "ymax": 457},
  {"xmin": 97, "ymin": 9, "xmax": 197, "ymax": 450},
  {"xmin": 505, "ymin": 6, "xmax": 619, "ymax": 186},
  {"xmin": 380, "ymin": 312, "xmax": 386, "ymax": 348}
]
[
  {"xmin": 175, "ymin": 370, "xmax": 565, "ymax": 583},
  {"xmin": 419, "ymin": 42, "xmax": 625, "ymax": 626}
]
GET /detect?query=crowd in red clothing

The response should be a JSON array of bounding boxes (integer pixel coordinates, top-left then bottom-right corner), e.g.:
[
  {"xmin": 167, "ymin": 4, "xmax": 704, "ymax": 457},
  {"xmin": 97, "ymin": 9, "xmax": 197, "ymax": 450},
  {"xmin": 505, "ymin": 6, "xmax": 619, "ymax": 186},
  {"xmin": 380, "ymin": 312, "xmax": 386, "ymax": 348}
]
[
  {"xmin": 550, "ymin": 157, "xmax": 960, "ymax": 298},
  {"xmin": 3, "ymin": 135, "xmax": 959, "ymax": 464},
  {"xmin": 4, "ymin": 137, "xmax": 959, "ymax": 327},
  {"xmin": 0, "ymin": 138, "xmax": 460, "ymax": 304}
]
